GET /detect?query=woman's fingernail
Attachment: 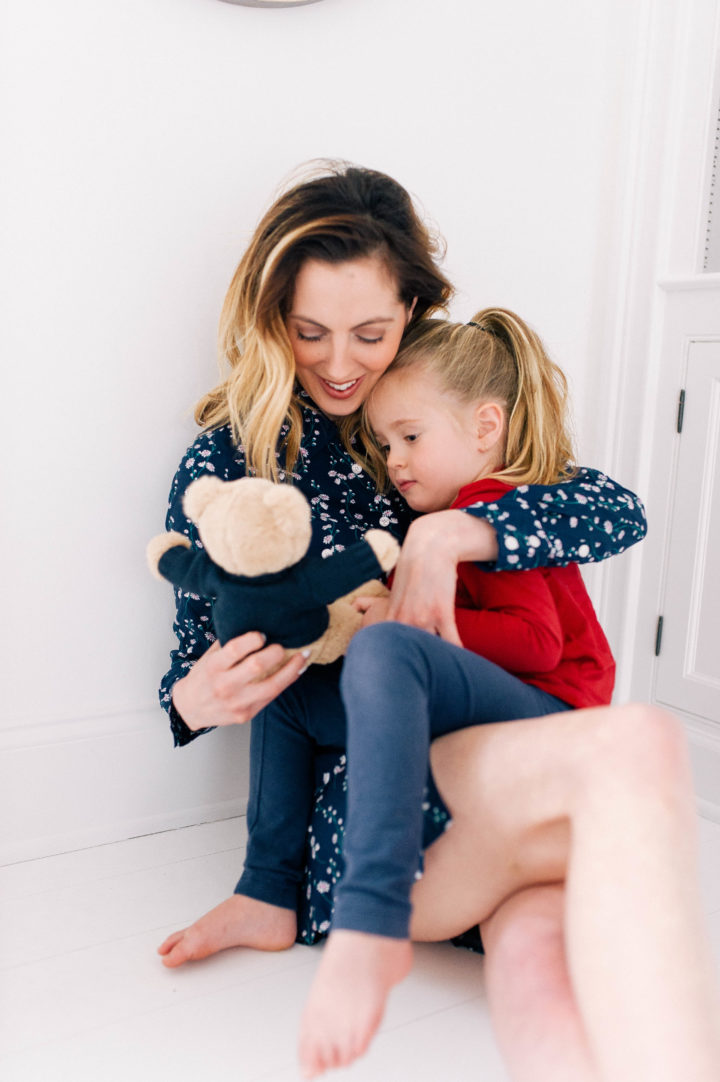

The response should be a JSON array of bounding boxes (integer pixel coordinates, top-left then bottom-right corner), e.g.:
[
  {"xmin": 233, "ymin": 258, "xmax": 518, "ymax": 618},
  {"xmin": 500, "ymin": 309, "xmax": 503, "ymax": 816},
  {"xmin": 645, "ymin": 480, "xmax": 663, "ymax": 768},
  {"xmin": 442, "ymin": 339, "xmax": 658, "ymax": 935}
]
[
  {"xmin": 301, "ymin": 648, "xmax": 311, "ymax": 658},
  {"xmin": 258, "ymin": 633, "xmax": 267, "ymax": 644}
]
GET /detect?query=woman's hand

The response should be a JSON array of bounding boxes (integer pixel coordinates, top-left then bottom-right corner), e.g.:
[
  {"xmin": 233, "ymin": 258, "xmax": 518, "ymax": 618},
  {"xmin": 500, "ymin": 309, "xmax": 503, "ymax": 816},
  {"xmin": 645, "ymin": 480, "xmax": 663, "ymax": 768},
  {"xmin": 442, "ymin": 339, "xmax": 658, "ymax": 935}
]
[
  {"xmin": 387, "ymin": 511, "xmax": 498, "ymax": 644},
  {"xmin": 171, "ymin": 632, "xmax": 307, "ymax": 731}
]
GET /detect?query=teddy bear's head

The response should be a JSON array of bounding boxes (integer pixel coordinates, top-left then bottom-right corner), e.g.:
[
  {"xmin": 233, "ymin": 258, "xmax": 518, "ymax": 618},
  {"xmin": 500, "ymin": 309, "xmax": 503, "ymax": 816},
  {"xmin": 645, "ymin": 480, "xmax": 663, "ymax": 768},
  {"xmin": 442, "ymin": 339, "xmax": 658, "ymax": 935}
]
[{"xmin": 183, "ymin": 476, "xmax": 312, "ymax": 577}]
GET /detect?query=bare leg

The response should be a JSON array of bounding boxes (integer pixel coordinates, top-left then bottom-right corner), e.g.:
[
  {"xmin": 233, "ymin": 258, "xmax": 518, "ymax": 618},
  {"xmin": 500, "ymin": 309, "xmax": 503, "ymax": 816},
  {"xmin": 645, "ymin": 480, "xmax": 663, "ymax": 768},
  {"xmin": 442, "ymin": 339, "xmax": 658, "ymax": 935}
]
[
  {"xmin": 157, "ymin": 895, "xmax": 296, "ymax": 967},
  {"xmin": 411, "ymin": 704, "xmax": 720, "ymax": 1082},
  {"xmin": 481, "ymin": 884, "xmax": 598, "ymax": 1082}
]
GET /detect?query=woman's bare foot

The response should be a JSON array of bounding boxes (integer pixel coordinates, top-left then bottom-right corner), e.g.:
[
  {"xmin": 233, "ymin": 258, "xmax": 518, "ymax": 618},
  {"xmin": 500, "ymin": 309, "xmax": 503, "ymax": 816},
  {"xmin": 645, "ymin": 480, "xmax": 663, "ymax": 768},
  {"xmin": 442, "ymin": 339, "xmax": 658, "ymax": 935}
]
[
  {"xmin": 157, "ymin": 894, "xmax": 297, "ymax": 967},
  {"xmin": 298, "ymin": 930, "xmax": 413, "ymax": 1078}
]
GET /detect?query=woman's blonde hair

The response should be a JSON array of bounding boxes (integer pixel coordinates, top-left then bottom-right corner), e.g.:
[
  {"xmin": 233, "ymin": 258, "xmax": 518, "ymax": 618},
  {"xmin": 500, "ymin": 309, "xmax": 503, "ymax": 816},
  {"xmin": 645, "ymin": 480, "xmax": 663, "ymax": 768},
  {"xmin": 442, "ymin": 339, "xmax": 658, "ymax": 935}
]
[
  {"xmin": 195, "ymin": 161, "xmax": 453, "ymax": 480},
  {"xmin": 362, "ymin": 307, "xmax": 576, "ymax": 489}
]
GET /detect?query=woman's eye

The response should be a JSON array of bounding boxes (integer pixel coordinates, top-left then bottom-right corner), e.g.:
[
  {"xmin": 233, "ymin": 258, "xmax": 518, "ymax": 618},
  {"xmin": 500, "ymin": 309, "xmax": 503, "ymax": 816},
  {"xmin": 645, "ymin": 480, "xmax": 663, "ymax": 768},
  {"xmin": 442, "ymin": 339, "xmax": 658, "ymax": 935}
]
[
  {"xmin": 297, "ymin": 331, "xmax": 323, "ymax": 342},
  {"xmin": 357, "ymin": 335, "xmax": 383, "ymax": 345}
]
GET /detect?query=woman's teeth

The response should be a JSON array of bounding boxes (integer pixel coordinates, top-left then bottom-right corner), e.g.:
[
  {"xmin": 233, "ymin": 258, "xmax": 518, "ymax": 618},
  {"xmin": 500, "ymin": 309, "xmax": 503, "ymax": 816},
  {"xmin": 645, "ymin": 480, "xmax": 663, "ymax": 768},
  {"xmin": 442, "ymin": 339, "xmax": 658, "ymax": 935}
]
[{"xmin": 324, "ymin": 379, "xmax": 359, "ymax": 391}]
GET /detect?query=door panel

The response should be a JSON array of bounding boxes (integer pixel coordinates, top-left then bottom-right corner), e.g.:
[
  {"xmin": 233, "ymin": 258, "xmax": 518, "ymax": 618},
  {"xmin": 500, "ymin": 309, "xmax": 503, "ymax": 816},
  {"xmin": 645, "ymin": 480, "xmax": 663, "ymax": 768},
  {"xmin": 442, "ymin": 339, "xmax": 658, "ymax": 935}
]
[{"xmin": 655, "ymin": 338, "xmax": 720, "ymax": 723}]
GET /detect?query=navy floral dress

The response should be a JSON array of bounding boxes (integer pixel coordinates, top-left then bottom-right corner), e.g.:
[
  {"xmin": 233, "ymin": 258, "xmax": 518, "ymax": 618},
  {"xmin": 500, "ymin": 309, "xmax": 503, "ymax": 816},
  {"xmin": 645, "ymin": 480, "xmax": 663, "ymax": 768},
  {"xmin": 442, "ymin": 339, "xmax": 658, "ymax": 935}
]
[{"xmin": 159, "ymin": 394, "xmax": 646, "ymax": 946}]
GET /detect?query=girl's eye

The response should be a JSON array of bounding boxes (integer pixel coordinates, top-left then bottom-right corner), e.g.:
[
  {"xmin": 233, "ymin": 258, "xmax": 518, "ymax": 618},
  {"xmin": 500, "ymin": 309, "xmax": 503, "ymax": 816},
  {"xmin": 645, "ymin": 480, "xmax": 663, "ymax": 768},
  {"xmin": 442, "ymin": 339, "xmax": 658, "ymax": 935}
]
[{"xmin": 404, "ymin": 433, "xmax": 419, "ymax": 443}]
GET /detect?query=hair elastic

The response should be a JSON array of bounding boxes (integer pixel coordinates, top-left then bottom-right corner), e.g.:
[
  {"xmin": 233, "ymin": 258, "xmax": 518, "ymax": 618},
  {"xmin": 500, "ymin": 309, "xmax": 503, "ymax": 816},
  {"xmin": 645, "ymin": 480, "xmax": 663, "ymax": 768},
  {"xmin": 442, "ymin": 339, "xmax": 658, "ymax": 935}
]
[{"xmin": 467, "ymin": 321, "xmax": 495, "ymax": 336}]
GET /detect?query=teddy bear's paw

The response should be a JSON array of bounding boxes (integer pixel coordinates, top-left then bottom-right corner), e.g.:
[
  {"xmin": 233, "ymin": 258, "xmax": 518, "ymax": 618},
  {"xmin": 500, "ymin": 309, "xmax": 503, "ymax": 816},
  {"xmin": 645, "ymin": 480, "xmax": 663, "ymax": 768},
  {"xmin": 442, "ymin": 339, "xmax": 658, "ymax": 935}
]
[
  {"xmin": 146, "ymin": 531, "xmax": 190, "ymax": 580},
  {"xmin": 312, "ymin": 599, "xmax": 363, "ymax": 664},
  {"xmin": 364, "ymin": 530, "xmax": 401, "ymax": 572}
]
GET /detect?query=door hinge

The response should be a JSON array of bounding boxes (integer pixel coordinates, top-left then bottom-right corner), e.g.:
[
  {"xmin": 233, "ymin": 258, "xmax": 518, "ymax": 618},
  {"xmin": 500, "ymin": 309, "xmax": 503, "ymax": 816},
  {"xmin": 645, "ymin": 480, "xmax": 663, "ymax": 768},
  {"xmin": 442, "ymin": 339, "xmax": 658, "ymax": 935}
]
[
  {"xmin": 654, "ymin": 615, "xmax": 664, "ymax": 656},
  {"xmin": 677, "ymin": 389, "xmax": 686, "ymax": 434}
]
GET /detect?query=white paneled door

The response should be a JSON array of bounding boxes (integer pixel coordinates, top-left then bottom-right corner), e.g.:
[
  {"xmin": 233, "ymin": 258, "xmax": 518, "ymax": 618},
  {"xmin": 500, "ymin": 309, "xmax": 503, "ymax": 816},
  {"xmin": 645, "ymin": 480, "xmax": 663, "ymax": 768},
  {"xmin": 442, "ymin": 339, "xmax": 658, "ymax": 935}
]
[{"xmin": 655, "ymin": 332, "xmax": 720, "ymax": 726}]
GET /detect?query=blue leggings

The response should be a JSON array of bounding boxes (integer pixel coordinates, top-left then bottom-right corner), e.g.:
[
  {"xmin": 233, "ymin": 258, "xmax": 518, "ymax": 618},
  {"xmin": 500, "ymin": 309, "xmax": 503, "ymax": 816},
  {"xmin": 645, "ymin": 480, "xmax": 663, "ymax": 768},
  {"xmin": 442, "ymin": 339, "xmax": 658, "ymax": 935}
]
[{"xmin": 236, "ymin": 624, "xmax": 570, "ymax": 934}]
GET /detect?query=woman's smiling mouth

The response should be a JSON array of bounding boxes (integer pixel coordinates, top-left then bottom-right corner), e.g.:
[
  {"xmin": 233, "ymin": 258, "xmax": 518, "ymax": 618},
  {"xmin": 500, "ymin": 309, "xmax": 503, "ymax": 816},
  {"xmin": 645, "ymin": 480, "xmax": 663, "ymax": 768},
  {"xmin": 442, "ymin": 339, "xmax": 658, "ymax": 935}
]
[{"xmin": 320, "ymin": 377, "xmax": 362, "ymax": 396}]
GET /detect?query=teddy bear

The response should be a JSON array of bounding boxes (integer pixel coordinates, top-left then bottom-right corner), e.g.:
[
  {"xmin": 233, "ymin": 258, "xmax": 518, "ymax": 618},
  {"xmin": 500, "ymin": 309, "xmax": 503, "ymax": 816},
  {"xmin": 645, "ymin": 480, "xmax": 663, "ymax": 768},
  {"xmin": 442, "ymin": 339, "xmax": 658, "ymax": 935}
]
[{"xmin": 147, "ymin": 475, "xmax": 400, "ymax": 667}]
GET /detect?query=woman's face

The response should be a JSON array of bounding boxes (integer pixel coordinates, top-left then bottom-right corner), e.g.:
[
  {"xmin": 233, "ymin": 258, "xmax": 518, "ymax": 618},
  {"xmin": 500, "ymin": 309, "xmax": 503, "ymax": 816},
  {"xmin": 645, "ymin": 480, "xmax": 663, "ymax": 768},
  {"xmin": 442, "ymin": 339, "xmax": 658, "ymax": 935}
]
[{"xmin": 286, "ymin": 256, "xmax": 414, "ymax": 419}]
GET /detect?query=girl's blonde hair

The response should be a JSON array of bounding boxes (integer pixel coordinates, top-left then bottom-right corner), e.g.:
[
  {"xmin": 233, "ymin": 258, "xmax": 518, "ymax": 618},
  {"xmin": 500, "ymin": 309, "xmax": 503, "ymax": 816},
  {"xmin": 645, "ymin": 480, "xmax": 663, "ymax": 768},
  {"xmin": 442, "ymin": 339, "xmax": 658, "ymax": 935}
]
[
  {"xmin": 195, "ymin": 161, "xmax": 452, "ymax": 480},
  {"xmin": 362, "ymin": 307, "xmax": 576, "ymax": 489}
]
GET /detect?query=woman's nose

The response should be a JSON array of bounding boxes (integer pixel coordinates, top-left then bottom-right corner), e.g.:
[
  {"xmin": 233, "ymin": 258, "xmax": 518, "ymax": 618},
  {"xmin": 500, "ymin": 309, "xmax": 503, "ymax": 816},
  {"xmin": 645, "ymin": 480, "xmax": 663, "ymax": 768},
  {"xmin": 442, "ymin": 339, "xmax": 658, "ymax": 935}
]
[{"xmin": 325, "ymin": 336, "xmax": 352, "ymax": 376}]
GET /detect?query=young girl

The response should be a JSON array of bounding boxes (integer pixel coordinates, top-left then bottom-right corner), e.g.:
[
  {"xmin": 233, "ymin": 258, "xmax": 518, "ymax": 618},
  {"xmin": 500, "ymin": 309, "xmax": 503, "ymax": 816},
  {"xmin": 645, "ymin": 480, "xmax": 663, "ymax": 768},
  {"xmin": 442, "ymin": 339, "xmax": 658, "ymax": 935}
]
[{"xmin": 298, "ymin": 307, "xmax": 616, "ymax": 1075}]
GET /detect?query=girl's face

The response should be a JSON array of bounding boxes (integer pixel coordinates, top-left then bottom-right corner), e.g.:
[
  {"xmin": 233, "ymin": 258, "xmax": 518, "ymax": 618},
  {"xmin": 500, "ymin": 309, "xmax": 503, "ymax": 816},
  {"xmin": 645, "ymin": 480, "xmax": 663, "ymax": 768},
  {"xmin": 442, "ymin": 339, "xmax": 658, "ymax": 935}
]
[
  {"xmin": 286, "ymin": 256, "xmax": 414, "ymax": 419},
  {"xmin": 368, "ymin": 367, "xmax": 501, "ymax": 513}
]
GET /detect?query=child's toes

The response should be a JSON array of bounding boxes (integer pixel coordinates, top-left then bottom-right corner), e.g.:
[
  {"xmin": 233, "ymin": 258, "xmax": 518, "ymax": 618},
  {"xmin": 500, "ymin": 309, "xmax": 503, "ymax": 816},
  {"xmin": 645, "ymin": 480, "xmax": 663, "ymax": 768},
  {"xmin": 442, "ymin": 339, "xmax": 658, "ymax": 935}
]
[
  {"xmin": 298, "ymin": 1035, "xmax": 322, "ymax": 1078},
  {"xmin": 157, "ymin": 930, "xmax": 184, "ymax": 955}
]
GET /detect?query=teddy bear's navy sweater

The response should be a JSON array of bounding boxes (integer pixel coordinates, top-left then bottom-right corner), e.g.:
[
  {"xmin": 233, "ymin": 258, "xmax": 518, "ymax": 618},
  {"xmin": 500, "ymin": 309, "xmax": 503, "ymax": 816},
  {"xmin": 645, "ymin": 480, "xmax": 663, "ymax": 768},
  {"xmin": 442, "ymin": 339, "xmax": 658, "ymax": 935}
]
[{"xmin": 157, "ymin": 539, "xmax": 384, "ymax": 648}]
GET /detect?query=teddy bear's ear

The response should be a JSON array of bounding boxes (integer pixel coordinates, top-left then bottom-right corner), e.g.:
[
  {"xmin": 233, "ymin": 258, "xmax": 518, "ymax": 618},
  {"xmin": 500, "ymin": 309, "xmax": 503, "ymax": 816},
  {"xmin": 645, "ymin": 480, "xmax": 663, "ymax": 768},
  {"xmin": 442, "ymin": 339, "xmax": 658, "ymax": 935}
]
[{"xmin": 183, "ymin": 475, "xmax": 224, "ymax": 521}]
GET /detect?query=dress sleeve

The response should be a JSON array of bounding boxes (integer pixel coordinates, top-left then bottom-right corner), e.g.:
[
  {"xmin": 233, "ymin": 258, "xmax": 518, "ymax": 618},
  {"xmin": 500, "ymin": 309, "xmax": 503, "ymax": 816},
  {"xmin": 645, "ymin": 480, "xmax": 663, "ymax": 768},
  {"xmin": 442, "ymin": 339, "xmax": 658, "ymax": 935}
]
[
  {"xmin": 462, "ymin": 467, "xmax": 647, "ymax": 571},
  {"xmin": 158, "ymin": 434, "xmax": 228, "ymax": 747}
]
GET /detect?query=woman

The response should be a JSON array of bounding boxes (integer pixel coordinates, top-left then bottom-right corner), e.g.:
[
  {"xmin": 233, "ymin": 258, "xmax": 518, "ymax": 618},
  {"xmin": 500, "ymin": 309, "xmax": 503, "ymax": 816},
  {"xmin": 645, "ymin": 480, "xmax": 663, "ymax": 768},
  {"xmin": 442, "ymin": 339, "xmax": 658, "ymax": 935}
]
[{"xmin": 155, "ymin": 163, "xmax": 718, "ymax": 1078}]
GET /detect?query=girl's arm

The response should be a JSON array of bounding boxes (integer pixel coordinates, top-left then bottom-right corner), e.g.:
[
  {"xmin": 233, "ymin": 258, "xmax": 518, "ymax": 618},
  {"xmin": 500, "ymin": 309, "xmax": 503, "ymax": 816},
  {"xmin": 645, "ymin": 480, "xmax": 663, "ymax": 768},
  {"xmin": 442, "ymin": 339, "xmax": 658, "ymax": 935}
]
[
  {"xmin": 387, "ymin": 467, "xmax": 646, "ymax": 643},
  {"xmin": 454, "ymin": 570, "xmax": 564, "ymax": 673}
]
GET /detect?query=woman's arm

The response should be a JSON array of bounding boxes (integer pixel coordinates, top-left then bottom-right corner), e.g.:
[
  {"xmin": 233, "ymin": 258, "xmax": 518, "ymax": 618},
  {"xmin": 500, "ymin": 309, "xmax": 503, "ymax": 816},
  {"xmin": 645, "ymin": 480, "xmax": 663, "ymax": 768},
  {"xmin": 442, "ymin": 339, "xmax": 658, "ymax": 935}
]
[
  {"xmin": 387, "ymin": 467, "xmax": 646, "ymax": 642},
  {"xmin": 465, "ymin": 466, "xmax": 647, "ymax": 571},
  {"xmin": 158, "ymin": 432, "xmax": 305, "ymax": 746}
]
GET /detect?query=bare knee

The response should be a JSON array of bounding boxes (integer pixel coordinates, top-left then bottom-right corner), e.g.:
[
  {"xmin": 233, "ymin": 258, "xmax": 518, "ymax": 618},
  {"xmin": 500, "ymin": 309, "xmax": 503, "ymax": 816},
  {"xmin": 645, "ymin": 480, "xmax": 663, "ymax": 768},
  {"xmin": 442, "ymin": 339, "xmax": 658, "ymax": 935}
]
[
  {"xmin": 589, "ymin": 703, "xmax": 691, "ymax": 795},
  {"xmin": 483, "ymin": 884, "xmax": 564, "ymax": 954},
  {"xmin": 482, "ymin": 884, "xmax": 567, "ymax": 993}
]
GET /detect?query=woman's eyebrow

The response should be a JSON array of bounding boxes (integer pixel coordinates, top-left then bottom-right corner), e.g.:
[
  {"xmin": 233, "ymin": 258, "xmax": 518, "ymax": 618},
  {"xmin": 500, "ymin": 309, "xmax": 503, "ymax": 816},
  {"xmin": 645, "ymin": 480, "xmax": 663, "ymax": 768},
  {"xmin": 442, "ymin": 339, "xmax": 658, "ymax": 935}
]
[{"xmin": 288, "ymin": 315, "xmax": 396, "ymax": 330}]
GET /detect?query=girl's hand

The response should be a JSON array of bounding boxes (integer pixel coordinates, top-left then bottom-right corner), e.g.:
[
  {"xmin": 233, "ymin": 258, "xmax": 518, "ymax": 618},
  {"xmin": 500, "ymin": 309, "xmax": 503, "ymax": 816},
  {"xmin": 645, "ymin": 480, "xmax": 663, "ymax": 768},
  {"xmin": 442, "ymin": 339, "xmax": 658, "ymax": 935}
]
[
  {"xmin": 171, "ymin": 632, "xmax": 307, "ymax": 731},
  {"xmin": 387, "ymin": 511, "xmax": 498, "ymax": 644},
  {"xmin": 353, "ymin": 595, "xmax": 391, "ymax": 628}
]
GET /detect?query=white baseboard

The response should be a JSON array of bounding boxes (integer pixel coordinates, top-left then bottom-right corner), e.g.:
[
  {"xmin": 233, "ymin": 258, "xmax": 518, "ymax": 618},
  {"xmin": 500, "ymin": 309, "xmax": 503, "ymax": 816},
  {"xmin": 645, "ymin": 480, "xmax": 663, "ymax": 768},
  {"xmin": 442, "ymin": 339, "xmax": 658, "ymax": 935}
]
[{"xmin": 1, "ymin": 708, "xmax": 250, "ymax": 866}]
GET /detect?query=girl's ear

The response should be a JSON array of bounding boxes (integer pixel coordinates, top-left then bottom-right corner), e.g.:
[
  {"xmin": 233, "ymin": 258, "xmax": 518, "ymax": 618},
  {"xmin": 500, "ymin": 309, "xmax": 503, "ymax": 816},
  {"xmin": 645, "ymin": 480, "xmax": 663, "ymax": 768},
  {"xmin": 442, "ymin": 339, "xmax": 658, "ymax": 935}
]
[
  {"xmin": 475, "ymin": 401, "xmax": 505, "ymax": 452},
  {"xmin": 406, "ymin": 297, "xmax": 418, "ymax": 324}
]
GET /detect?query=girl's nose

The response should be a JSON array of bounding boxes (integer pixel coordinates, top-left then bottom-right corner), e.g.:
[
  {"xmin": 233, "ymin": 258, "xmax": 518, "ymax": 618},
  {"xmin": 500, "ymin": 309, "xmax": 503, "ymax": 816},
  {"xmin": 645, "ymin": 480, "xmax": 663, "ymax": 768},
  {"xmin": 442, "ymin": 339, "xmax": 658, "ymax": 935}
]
[{"xmin": 386, "ymin": 445, "xmax": 405, "ymax": 472}]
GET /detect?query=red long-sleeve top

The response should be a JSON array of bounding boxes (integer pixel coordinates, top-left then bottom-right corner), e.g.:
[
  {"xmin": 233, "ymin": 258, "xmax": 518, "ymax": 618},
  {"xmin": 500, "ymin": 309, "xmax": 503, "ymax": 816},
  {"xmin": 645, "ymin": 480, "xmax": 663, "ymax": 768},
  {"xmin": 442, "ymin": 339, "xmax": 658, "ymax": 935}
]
[{"xmin": 451, "ymin": 479, "xmax": 615, "ymax": 708}]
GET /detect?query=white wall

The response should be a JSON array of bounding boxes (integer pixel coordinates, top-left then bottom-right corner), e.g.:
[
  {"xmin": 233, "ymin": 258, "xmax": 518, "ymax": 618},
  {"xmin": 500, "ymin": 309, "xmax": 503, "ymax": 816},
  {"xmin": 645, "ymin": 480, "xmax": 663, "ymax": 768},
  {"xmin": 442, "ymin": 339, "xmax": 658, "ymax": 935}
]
[{"xmin": 2, "ymin": 0, "xmax": 642, "ymax": 862}]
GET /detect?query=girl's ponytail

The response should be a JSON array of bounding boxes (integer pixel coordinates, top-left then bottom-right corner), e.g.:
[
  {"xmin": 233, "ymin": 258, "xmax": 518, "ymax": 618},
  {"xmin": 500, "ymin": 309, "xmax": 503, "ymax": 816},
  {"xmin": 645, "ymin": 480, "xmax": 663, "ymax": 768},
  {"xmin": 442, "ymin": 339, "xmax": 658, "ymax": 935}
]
[
  {"xmin": 368, "ymin": 306, "xmax": 576, "ymax": 490},
  {"xmin": 468, "ymin": 308, "xmax": 575, "ymax": 486}
]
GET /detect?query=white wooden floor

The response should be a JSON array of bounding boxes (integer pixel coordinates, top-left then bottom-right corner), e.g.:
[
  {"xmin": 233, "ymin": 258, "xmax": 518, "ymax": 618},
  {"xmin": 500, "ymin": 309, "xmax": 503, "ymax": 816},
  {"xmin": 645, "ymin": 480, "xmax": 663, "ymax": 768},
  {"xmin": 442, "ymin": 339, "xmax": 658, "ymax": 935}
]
[{"xmin": 2, "ymin": 815, "xmax": 720, "ymax": 1082}]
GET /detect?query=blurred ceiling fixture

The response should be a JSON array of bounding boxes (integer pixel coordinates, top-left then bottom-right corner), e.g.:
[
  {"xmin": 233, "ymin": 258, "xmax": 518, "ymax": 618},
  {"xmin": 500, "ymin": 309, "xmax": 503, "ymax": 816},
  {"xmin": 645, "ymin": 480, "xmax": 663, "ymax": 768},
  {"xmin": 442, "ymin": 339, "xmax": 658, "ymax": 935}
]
[{"xmin": 217, "ymin": 0, "xmax": 326, "ymax": 7}]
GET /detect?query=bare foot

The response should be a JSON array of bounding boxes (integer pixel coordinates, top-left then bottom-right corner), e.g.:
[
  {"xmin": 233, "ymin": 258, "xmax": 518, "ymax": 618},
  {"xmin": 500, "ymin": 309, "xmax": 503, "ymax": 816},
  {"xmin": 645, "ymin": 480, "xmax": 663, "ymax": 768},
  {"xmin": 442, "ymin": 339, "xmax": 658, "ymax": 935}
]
[
  {"xmin": 157, "ymin": 894, "xmax": 297, "ymax": 968},
  {"xmin": 298, "ymin": 930, "xmax": 413, "ymax": 1078}
]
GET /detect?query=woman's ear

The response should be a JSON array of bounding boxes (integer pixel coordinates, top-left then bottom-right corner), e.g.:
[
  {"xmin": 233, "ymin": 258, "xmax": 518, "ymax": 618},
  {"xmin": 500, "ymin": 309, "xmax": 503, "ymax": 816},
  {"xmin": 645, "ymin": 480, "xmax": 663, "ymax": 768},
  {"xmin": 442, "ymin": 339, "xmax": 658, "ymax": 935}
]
[{"xmin": 475, "ymin": 401, "xmax": 505, "ymax": 452}]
